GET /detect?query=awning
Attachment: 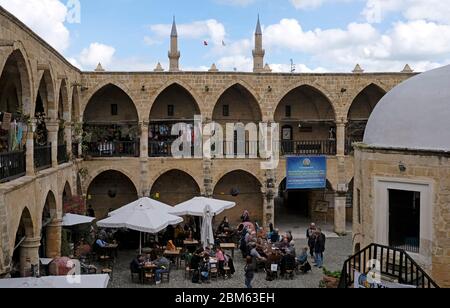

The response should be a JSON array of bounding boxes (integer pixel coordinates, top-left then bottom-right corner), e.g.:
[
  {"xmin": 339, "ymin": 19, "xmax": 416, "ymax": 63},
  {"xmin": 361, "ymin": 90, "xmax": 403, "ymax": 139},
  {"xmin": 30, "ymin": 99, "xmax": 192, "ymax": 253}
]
[
  {"xmin": 0, "ymin": 274, "xmax": 110, "ymax": 288},
  {"xmin": 62, "ymin": 214, "xmax": 96, "ymax": 227}
]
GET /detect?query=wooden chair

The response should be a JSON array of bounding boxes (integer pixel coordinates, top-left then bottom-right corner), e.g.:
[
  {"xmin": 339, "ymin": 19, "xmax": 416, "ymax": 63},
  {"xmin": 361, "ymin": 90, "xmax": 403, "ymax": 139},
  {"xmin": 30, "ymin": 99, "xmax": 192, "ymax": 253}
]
[
  {"xmin": 143, "ymin": 270, "xmax": 156, "ymax": 285},
  {"xmin": 209, "ymin": 263, "xmax": 219, "ymax": 281},
  {"xmin": 161, "ymin": 270, "xmax": 170, "ymax": 283},
  {"xmin": 101, "ymin": 268, "xmax": 113, "ymax": 281},
  {"xmin": 223, "ymin": 266, "xmax": 231, "ymax": 279}
]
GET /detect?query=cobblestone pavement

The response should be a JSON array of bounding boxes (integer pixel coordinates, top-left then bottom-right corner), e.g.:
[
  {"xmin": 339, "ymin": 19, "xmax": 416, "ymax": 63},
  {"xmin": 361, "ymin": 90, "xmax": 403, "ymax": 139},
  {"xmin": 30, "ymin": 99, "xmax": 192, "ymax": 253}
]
[{"xmin": 107, "ymin": 234, "xmax": 352, "ymax": 289}]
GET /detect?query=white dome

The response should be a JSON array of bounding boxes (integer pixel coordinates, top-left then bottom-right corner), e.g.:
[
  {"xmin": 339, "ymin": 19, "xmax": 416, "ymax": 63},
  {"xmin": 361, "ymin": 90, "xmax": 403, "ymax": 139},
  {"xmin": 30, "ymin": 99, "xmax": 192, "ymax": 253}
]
[{"xmin": 364, "ymin": 64, "xmax": 450, "ymax": 152}]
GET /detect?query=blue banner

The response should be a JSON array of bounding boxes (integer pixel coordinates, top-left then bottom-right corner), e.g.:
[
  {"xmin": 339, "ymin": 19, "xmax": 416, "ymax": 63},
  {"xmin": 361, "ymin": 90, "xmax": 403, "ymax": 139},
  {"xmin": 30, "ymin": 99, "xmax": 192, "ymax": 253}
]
[{"xmin": 286, "ymin": 156, "xmax": 327, "ymax": 190}]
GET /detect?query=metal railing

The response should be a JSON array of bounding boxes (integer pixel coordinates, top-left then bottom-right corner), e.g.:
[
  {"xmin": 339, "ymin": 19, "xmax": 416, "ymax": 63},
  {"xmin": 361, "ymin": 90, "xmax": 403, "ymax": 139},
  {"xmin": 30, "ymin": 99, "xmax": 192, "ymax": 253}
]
[
  {"xmin": 57, "ymin": 144, "xmax": 68, "ymax": 164},
  {"xmin": 34, "ymin": 144, "xmax": 52, "ymax": 171},
  {"xmin": 149, "ymin": 141, "xmax": 195, "ymax": 157},
  {"xmin": 84, "ymin": 141, "xmax": 140, "ymax": 157},
  {"xmin": 0, "ymin": 150, "xmax": 26, "ymax": 183},
  {"xmin": 280, "ymin": 140, "xmax": 336, "ymax": 156},
  {"xmin": 339, "ymin": 243, "xmax": 439, "ymax": 288}
]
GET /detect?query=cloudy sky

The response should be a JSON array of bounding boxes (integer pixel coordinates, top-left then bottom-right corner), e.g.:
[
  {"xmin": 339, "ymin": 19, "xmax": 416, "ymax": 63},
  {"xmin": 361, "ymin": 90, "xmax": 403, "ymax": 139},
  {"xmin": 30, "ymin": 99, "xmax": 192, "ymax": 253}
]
[{"xmin": 1, "ymin": 0, "xmax": 450, "ymax": 72}]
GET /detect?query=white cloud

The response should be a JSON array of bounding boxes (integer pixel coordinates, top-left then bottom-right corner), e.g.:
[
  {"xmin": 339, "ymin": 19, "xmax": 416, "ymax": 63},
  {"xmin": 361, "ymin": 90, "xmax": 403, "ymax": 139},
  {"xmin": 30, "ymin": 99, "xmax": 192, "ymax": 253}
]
[
  {"xmin": 149, "ymin": 19, "xmax": 226, "ymax": 46},
  {"xmin": 67, "ymin": 57, "xmax": 82, "ymax": 70},
  {"xmin": 143, "ymin": 36, "xmax": 162, "ymax": 46},
  {"xmin": 72, "ymin": 42, "xmax": 161, "ymax": 71},
  {"xmin": 363, "ymin": 0, "xmax": 450, "ymax": 24},
  {"xmin": 79, "ymin": 43, "xmax": 116, "ymax": 68},
  {"xmin": 217, "ymin": 55, "xmax": 253, "ymax": 71},
  {"xmin": 270, "ymin": 63, "xmax": 328, "ymax": 73},
  {"xmin": 0, "ymin": 0, "xmax": 70, "ymax": 51},
  {"xmin": 263, "ymin": 18, "xmax": 450, "ymax": 72}
]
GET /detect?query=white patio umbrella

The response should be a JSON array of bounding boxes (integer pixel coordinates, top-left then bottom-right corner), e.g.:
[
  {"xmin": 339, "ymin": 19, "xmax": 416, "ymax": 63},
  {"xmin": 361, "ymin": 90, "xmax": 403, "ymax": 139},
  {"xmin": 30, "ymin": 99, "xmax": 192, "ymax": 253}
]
[
  {"xmin": 169, "ymin": 197, "xmax": 236, "ymax": 217},
  {"xmin": 107, "ymin": 197, "xmax": 174, "ymax": 216},
  {"xmin": 62, "ymin": 214, "xmax": 96, "ymax": 227},
  {"xmin": 96, "ymin": 200, "xmax": 183, "ymax": 254},
  {"xmin": 201, "ymin": 204, "xmax": 215, "ymax": 248},
  {"xmin": 0, "ymin": 274, "xmax": 110, "ymax": 289}
]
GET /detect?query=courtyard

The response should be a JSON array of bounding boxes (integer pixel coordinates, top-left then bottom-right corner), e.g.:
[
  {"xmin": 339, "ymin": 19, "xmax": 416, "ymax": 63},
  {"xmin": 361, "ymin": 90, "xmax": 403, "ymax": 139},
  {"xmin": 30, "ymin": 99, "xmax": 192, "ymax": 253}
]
[{"xmin": 106, "ymin": 231, "xmax": 352, "ymax": 289}]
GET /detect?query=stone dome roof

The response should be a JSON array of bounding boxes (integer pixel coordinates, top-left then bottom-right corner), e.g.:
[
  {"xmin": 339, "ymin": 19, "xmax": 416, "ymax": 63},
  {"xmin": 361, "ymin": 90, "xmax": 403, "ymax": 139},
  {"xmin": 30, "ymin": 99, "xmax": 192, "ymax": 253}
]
[{"xmin": 364, "ymin": 65, "xmax": 450, "ymax": 152}]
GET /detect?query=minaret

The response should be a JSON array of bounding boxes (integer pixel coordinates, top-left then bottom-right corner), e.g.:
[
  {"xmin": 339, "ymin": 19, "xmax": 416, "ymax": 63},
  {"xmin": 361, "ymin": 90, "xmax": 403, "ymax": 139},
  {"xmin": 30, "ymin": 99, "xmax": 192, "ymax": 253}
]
[
  {"xmin": 253, "ymin": 15, "xmax": 265, "ymax": 73},
  {"xmin": 168, "ymin": 16, "xmax": 180, "ymax": 72}
]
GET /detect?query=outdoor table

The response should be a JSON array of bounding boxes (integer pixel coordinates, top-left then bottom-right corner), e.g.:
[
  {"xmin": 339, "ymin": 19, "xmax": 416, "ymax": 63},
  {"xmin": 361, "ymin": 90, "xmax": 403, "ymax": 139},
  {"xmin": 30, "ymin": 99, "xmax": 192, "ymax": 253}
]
[
  {"xmin": 183, "ymin": 240, "xmax": 199, "ymax": 253},
  {"xmin": 104, "ymin": 243, "xmax": 119, "ymax": 258},
  {"xmin": 220, "ymin": 243, "xmax": 236, "ymax": 259},
  {"xmin": 164, "ymin": 249, "xmax": 181, "ymax": 269},
  {"xmin": 141, "ymin": 263, "xmax": 157, "ymax": 284}
]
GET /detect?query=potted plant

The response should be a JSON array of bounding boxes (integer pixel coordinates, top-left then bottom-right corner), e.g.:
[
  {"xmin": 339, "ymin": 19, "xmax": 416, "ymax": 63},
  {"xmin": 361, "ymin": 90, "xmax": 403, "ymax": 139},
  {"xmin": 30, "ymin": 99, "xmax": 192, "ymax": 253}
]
[{"xmin": 320, "ymin": 267, "xmax": 341, "ymax": 288}]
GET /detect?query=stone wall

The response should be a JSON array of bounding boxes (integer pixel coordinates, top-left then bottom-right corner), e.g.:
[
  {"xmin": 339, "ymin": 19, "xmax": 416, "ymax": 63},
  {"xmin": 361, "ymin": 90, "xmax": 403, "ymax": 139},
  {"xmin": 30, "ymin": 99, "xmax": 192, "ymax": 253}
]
[{"xmin": 354, "ymin": 145, "xmax": 450, "ymax": 287}]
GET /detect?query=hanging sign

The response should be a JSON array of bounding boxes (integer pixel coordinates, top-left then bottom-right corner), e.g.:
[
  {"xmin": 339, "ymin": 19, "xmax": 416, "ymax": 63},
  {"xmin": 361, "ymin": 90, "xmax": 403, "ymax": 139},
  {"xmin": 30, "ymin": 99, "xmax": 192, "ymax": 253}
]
[{"xmin": 286, "ymin": 156, "xmax": 327, "ymax": 190}]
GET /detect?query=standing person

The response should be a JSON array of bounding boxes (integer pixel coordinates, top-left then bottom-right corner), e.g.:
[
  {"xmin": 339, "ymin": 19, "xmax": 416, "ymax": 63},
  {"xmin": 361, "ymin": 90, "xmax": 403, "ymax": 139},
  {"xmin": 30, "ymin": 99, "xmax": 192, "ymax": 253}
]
[
  {"xmin": 318, "ymin": 228, "xmax": 326, "ymax": 261},
  {"xmin": 314, "ymin": 229, "xmax": 326, "ymax": 269},
  {"xmin": 244, "ymin": 256, "xmax": 255, "ymax": 289},
  {"xmin": 306, "ymin": 223, "xmax": 317, "ymax": 258},
  {"xmin": 216, "ymin": 247, "xmax": 225, "ymax": 276}
]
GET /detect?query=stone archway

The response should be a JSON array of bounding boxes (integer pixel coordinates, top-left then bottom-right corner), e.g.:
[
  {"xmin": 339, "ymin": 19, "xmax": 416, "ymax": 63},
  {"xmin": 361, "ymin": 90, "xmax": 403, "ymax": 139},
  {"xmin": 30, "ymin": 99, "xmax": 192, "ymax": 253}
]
[
  {"xmin": 346, "ymin": 84, "xmax": 386, "ymax": 150},
  {"xmin": 148, "ymin": 83, "xmax": 201, "ymax": 157},
  {"xmin": 213, "ymin": 170, "xmax": 263, "ymax": 226},
  {"xmin": 212, "ymin": 84, "xmax": 262, "ymax": 157},
  {"xmin": 0, "ymin": 49, "xmax": 32, "ymax": 117},
  {"xmin": 87, "ymin": 170, "xmax": 139, "ymax": 219},
  {"xmin": 10, "ymin": 207, "xmax": 36, "ymax": 277},
  {"xmin": 62, "ymin": 181, "xmax": 72, "ymax": 214},
  {"xmin": 275, "ymin": 85, "xmax": 337, "ymax": 156},
  {"xmin": 150, "ymin": 169, "xmax": 201, "ymax": 206},
  {"xmin": 83, "ymin": 84, "xmax": 140, "ymax": 157},
  {"xmin": 40, "ymin": 191, "xmax": 59, "ymax": 258}
]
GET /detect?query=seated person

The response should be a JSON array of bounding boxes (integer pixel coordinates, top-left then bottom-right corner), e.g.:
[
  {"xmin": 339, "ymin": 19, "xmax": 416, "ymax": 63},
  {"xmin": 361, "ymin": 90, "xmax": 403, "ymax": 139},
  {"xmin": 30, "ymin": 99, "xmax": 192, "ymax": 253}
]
[
  {"xmin": 130, "ymin": 255, "xmax": 145, "ymax": 281},
  {"xmin": 280, "ymin": 252, "xmax": 296, "ymax": 277},
  {"xmin": 154, "ymin": 256, "xmax": 171, "ymax": 285},
  {"xmin": 200, "ymin": 257, "xmax": 210, "ymax": 283},
  {"xmin": 249, "ymin": 243, "xmax": 266, "ymax": 271},
  {"xmin": 218, "ymin": 217, "xmax": 230, "ymax": 233},
  {"xmin": 95, "ymin": 238, "xmax": 108, "ymax": 248},
  {"xmin": 80, "ymin": 260, "xmax": 97, "ymax": 275},
  {"xmin": 270, "ymin": 229, "xmax": 280, "ymax": 243},
  {"xmin": 297, "ymin": 247, "xmax": 312, "ymax": 274}
]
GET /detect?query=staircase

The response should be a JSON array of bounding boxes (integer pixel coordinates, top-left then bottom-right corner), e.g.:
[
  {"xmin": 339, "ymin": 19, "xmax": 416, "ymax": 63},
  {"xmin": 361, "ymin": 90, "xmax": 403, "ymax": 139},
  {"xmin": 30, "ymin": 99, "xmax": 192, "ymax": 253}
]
[{"xmin": 339, "ymin": 243, "xmax": 439, "ymax": 288}]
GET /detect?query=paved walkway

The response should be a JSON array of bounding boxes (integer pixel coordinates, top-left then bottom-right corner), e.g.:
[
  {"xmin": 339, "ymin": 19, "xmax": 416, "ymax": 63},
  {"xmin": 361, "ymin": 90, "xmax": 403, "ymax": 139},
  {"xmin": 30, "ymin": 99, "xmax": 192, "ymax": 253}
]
[{"xmin": 106, "ymin": 233, "xmax": 353, "ymax": 289}]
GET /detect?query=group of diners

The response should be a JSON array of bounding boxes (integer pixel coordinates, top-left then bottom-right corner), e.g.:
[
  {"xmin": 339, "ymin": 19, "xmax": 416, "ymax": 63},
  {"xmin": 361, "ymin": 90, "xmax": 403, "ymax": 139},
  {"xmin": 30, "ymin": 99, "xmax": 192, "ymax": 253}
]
[
  {"xmin": 237, "ymin": 212, "xmax": 329, "ymax": 286},
  {"xmin": 130, "ymin": 252, "xmax": 171, "ymax": 285}
]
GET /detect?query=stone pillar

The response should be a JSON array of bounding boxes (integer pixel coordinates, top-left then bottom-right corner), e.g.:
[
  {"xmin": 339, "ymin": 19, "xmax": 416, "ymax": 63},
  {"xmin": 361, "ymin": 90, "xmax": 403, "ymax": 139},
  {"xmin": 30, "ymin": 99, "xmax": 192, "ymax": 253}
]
[
  {"xmin": 64, "ymin": 123, "xmax": 72, "ymax": 160},
  {"xmin": 336, "ymin": 121, "xmax": 347, "ymax": 156},
  {"xmin": 25, "ymin": 120, "xmax": 36, "ymax": 176},
  {"xmin": 139, "ymin": 122, "xmax": 149, "ymax": 198},
  {"xmin": 46, "ymin": 219, "xmax": 62, "ymax": 258},
  {"xmin": 263, "ymin": 193, "xmax": 275, "ymax": 227},
  {"xmin": 140, "ymin": 122, "xmax": 149, "ymax": 159},
  {"xmin": 203, "ymin": 158, "xmax": 213, "ymax": 198},
  {"xmin": 334, "ymin": 194, "xmax": 347, "ymax": 235},
  {"xmin": 19, "ymin": 237, "xmax": 40, "ymax": 277},
  {"xmin": 47, "ymin": 121, "xmax": 59, "ymax": 168}
]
